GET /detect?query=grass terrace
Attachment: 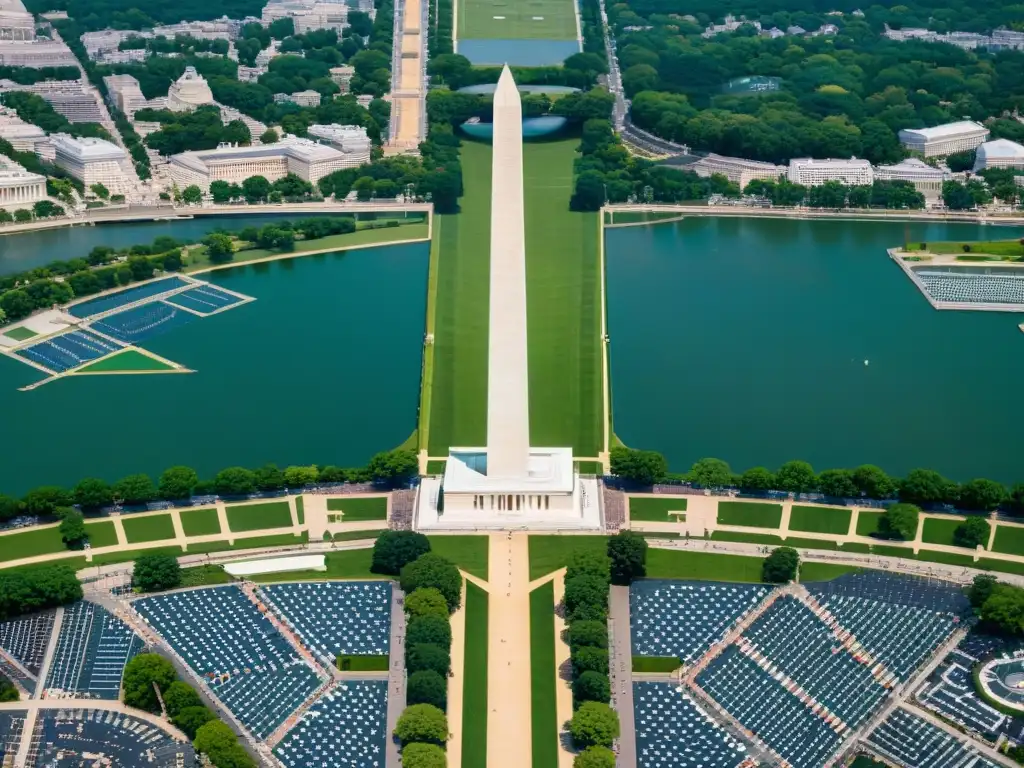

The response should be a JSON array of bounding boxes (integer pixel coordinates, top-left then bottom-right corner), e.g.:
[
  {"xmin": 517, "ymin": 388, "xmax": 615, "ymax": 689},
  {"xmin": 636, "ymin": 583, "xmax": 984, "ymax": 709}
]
[
  {"xmin": 991, "ymin": 525, "xmax": 1024, "ymax": 556},
  {"xmin": 427, "ymin": 535, "xmax": 489, "ymax": 580},
  {"xmin": 2, "ymin": 326, "xmax": 37, "ymax": 341},
  {"xmin": 646, "ymin": 549, "xmax": 765, "ymax": 582},
  {"xmin": 632, "ymin": 657, "xmax": 680, "ymax": 673},
  {"xmin": 921, "ymin": 517, "xmax": 964, "ymax": 547},
  {"xmin": 906, "ymin": 240, "xmax": 1024, "ymax": 259},
  {"xmin": 337, "ymin": 655, "xmax": 389, "ymax": 672},
  {"xmin": 91, "ymin": 545, "xmax": 185, "ymax": 565},
  {"xmin": 629, "ymin": 496, "xmax": 688, "ymax": 522},
  {"xmin": 529, "ymin": 580, "xmax": 557, "ymax": 768},
  {"xmin": 463, "ymin": 581, "xmax": 489, "ymax": 768},
  {"xmin": 789, "ymin": 505, "xmax": 851, "ymax": 535},
  {"xmin": 84, "ymin": 521, "xmax": 118, "ymax": 548},
  {"xmin": 226, "ymin": 501, "xmax": 293, "ymax": 532},
  {"xmin": 295, "ymin": 495, "xmax": 304, "ymax": 525},
  {"xmin": 528, "ymin": 535, "xmax": 607, "ymax": 580},
  {"xmin": 122, "ymin": 513, "xmax": 176, "ymax": 544},
  {"xmin": 180, "ymin": 508, "xmax": 221, "ymax": 537},
  {"xmin": 76, "ymin": 349, "xmax": 176, "ymax": 373},
  {"xmin": 799, "ymin": 562, "xmax": 862, "ymax": 582},
  {"xmin": 326, "ymin": 497, "xmax": 388, "ymax": 521},
  {"xmin": 187, "ymin": 532, "xmax": 307, "ymax": 554},
  {"xmin": 180, "ymin": 564, "xmax": 233, "ymax": 587},
  {"xmin": 253, "ymin": 547, "xmax": 377, "ymax": 582},
  {"xmin": 856, "ymin": 511, "xmax": 884, "ymax": 537},
  {"xmin": 717, "ymin": 501, "xmax": 783, "ymax": 528},
  {"xmin": 0, "ymin": 526, "xmax": 66, "ymax": 561}
]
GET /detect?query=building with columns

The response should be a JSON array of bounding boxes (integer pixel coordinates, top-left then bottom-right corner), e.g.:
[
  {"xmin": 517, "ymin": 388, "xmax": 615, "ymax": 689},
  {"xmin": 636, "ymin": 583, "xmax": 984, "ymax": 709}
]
[
  {"xmin": 898, "ymin": 121, "xmax": 989, "ymax": 158},
  {"xmin": 874, "ymin": 158, "xmax": 949, "ymax": 201},
  {"xmin": 0, "ymin": 157, "xmax": 46, "ymax": 206},
  {"xmin": 306, "ymin": 123, "xmax": 371, "ymax": 165},
  {"xmin": 788, "ymin": 157, "xmax": 873, "ymax": 186},
  {"xmin": 691, "ymin": 153, "xmax": 785, "ymax": 188},
  {"xmin": 51, "ymin": 133, "xmax": 130, "ymax": 190},
  {"xmin": 0, "ymin": 0, "xmax": 35, "ymax": 41}
]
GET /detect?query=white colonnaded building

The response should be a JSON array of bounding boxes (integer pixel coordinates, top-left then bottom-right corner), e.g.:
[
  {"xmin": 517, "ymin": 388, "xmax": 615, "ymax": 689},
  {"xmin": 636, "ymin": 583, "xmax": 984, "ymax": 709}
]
[
  {"xmin": 690, "ymin": 153, "xmax": 785, "ymax": 188},
  {"xmin": 898, "ymin": 120, "xmax": 990, "ymax": 158},
  {"xmin": 168, "ymin": 136, "xmax": 353, "ymax": 190},
  {"xmin": 0, "ymin": 157, "xmax": 46, "ymax": 205},
  {"xmin": 307, "ymin": 123, "xmax": 371, "ymax": 165},
  {"xmin": 874, "ymin": 157, "xmax": 950, "ymax": 201},
  {"xmin": 788, "ymin": 157, "xmax": 873, "ymax": 186},
  {"xmin": 416, "ymin": 66, "xmax": 601, "ymax": 531},
  {"xmin": 166, "ymin": 66, "xmax": 215, "ymax": 112},
  {"xmin": 973, "ymin": 139, "xmax": 1024, "ymax": 172},
  {"xmin": 51, "ymin": 133, "xmax": 131, "ymax": 190}
]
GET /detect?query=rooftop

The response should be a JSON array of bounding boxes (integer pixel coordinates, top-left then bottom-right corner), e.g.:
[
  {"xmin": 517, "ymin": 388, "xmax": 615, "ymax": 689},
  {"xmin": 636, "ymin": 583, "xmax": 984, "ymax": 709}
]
[
  {"xmin": 170, "ymin": 136, "xmax": 347, "ymax": 172},
  {"xmin": 977, "ymin": 138, "xmax": 1024, "ymax": 159},
  {"xmin": 443, "ymin": 447, "xmax": 575, "ymax": 493},
  {"xmin": 51, "ymin": 133, "xmax": 125, "ymax": 161},
  {"xmin": 898, "ymin": 120, "xmax": 989, "ymax": 139}
]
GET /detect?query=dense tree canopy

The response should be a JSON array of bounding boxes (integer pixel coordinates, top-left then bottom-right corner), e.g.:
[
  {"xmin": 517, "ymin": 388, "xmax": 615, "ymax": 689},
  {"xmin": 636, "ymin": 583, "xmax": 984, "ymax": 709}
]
[
  {"xmin": 123, "ymin": 653, "xmax": 176, "ymax": 712},
  {"xmin": 880, "ymin": 503, "xmax": 920, "ymax": 540},
  {"xmin": 607, "ymin": 531, "xmax": 648, "ymax": 585},
  {"xmin": 0, "ymin": 565, "xmax": 81, "ymax": 621},
  {"xmin": 569, "ymin": 702, "xmax": 620, "ymax": 749},
  {"xmin": 400, "ymin": 554, "xmax": 461, "ymax": 611},
  {"xmin": 372, "ymin": 531, "xmax": 431, "ymax": 576},
  {"xmin": 762, "ymin": 546, "xmax": 799, "ymax": 583},
  {"xmin": 609, "ymin": 446, "xmax": 668, "ymax": 484},
  {"xmin": 394, "ymin": 704, "xmax": 448, "ymax": 746},
  {"xmin": 133, "ymin": 553, "xmax": 182, "ymax": 592}
]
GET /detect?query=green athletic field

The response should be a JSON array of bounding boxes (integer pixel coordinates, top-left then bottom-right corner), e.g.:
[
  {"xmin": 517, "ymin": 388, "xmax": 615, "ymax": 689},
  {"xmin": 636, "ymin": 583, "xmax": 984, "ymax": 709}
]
[
  {"xmin": 122, "ymin": 514, "xmax": 176, "ymax": 543},
  {"xmin": 458, "ymin": 0, "xmax": 577, "ymax": 40},
  {"xmin": 226, "ymin": 501, "xmax": 293, "ymax": 532}
]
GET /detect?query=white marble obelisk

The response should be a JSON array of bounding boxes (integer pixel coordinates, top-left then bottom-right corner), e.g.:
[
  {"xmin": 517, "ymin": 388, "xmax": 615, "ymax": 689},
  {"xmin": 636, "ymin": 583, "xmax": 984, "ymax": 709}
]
[{"xmin": 486, "ymin": 65, "xmax": 530, "ymax": 479}]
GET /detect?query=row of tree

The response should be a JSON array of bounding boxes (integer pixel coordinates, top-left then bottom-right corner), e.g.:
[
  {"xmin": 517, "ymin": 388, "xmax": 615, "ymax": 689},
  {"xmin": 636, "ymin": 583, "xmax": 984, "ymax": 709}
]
[
  {"xmin": 743, "ymin": 178, "xmax": 926, "ymax": 210},
  {"xmin": 201, "ymin": 215, "xmax": 371, "ymax": 263},
  {"xmin": 0, "ymin": 563, "xmax": 82, "ymax": 621},
  {"xmin": 138, "ymin": 105, "xmax": 252, "ymax": 157},
  {"xmin": 609, "ymin": 447, "xmax": 1024, "ymax": 513}
]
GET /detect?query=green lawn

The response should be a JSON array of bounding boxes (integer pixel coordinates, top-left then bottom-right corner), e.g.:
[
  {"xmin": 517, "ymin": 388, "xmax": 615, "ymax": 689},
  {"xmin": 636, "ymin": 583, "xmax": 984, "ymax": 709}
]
[
  {"xmin": 709, "ymin": 531, "xmax": 783, "ymax": 546},
  {"xmin": 180, "ymin": 564, "xmax": 233, "ymax": 587},
  {"xmin": 528, "ymin": 535, "xmax": 608, "ymax": 580},
  {"xmin": 122, "ymin": 514, "xmax": 176, "ymax": 544},
  {"xmin": 326, "ymin": 496, "xmax": 388, "ymax": 521},
  {"xmin": 458, "ymin": 0, "xmax": 578, "ymax": 39},
  {"xmin": 789, "ymin": 505, "xmax": 851, "ymax": 535},
  {"xmin": 992, "ymin": 525, "xmax": 1024, "ymax": 556},
  {"xmin": 529, "ymin": 580, "xmax": 557, "ymax": 768},
  {"xmin": 629, "ymin": 497, "xmax": 687, "ymax": 522},
  {"xmin": 906, "ymin": 239, "xmax": 1024, "ymax": 258},
  {"xmin": 428, "ymin": 535, "xmax": 489, "ymax": 580},
  {"xmin": 856, "ymin": 511, "xmax": 884, "ymax": 537},
  {"xmin": 330, "ymin": 530, "xmax": 383, "ymax": 542},
  {"xmin": 189, "ymin": 532, "xmax": 306, "ymax": 554},
  {"xmin": 978, "ymin": 558, "xmax": 1024, "ymax": 576},
  {"xmin": 91, "ymin": 545, "xmax": 184, "ymax": 565},
  {"xmin": 337, "ymin": 654, "xmax": 389, "ymax": 671},
  {"xmin": 76, "ymin": 349, "xmax": 176, "ymax": 372},
  {"xmin": 646, "ymin": 549, "xmax": 765, "ymax": 582},
  {"xmin": 84, "ymin": 520, "xmax": 118, "ymax": 548},
  {"xmin": 2, "ymin": 326, "xmax": 37, "ymax": 341},
  {"xmin": 463, "ymin": 581, "xmax": 489, "ymax": 768},
  {"xmin": 295, "ymin": 495, "xmax": 305, "ymax": 525},
  {"xmin": 800, "ymin": 562, "xmax": 862, "ymax": 582},
  {"xmin": 786, "ymin": 537, "xmax": 841, "ymax": 551},
  {"xmin": 632, "ymin": 656, "xmax": 679, "ymax": 673},
  {"xmin": 226, "ymin": 501, "xmax": 293, "ymax": 532},
  {"xmin": 425, "ymin": 460, "xmax": 447, "ymax": 475},
  {"xmin": 0, "ymin": 527, "xmax": 66, "ymax": 562},
  {"xmin": 180, "ymin": 508, "xmax": 221, "ymax": 537},
  {"xmin": 921, "ymin": 517, "xmax": 964, "ymax": 547},
  {"xmin": 717, "ymin": 501, "xmax": 783, "ymax": 528},
  {"xmin": 254, "ymin": 547, "xmax": 379, "ymax": 582}
]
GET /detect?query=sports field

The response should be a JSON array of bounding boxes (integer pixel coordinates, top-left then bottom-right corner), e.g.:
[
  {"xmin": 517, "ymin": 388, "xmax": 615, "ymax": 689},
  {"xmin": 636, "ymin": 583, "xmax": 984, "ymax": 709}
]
[{"xmin": 458, "ymin": 0, "xmax": 577, "ymax": 39}]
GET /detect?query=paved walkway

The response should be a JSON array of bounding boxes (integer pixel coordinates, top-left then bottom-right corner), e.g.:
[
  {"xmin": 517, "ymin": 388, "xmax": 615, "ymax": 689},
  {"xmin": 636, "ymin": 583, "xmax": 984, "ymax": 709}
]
[
  {"xmin": 550, "ymin": 570, "xmax": 575, "ymax": 768},
  {"xmin": 608, "ymin": 585, "xmax": 636, "ymax": 768},
  {"xmin": 448, "ymin": 578, "xmax": 469, "ymax": 768},
  {"xmin": 487, "ymin": 534, "xmax": 532, "ymax": 768},
  {"xmin": 385, "ymin": 586, "xmax": 408, "ymax": 768}
]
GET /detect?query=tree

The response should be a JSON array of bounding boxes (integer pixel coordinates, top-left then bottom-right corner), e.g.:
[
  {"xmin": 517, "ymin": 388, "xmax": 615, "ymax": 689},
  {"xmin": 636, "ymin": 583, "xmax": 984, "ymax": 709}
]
[
  {"xmin": 366, "ymin": 448, "xmax": 418, "ymax": 483},
  {"xmin": 565, "ymin": 574, "xmax": 609, "ymax": 622},
  {"xmin": 0, "ymin": 289, "xmax": 33, "ymax": 320},
  {"xmin": 13, "ymin": 209, "xmax": 30, "ymax": 222},
  {"xmin": 0, "ymin": 672, "xmax": 18, "ymax": 702},
  {"xmin": 123, "ymin": 653, "xmax": 176, "ymax": 712},
  {"xmin": 194, "ymin": 720, "xmax": 256, "ymax": 768},
  {"xmin": 73, "ymin": 477, "xmax": 113, "ymax": 509},
  {"xmin": 958, "ymin": 478, "xmax": 1006, "ymax": 511},
  {"xmin": 880, "ymin": 503, "xmax": 920, "ymax": 541},
  {"xmin": 572, "ymin": 645, "xmax": 609, "ymax": 677},
  {"xmin": 406, "ymin": 643, "xmax": 450, "ymax": 676},
  {"xmin": 241, "ymin": 175, "xmax": 271, "ymax": 203},
  {"xmin": 173, "ymin": 706, "xmax": 217, "ymax": 739},
  {"xmin": 688, "ymin": 457, "xmax": 731, "ymax": 488},
  {"xmin": 113, "ymin": 473, "xmax": 155, "ymax": 504},
  {"xmin": 566, "ymin": 550, "xmax": 611, "ymax": 583},
  {"xmin": 900, "ymin": 469, "xmax": 953, "ymax": 506},
  {"xmin": 574, "ymin": 746, "xmax": 616, "ymax": 768},
  {"xmin": 739, "ymin": 467, "xmax": 774, "ymax": 493},
  {"xmin": 401, "ymin": 554, "xmax": 461, "ymax": 611},
  {"xmin": 158, "ymin": 466, "xmax": 198, "ymax": 500},
  {"xmin": 979, "ymin": 584, "xmax": 1024, "ymax": 636},
  {"xmin": 405, "ymin": 587, "xmax": 450, "ymax": 620},
  {"xmin": 180, "ymin": 185, "xmax": 203, "ymax": 204},
  {"xmin": 163, "ymin": 680, "xmax": 202, "ymax": 717},
  {"xmin": 407, "ymin": 615, "xmax": 452, "ymax": 650},
  {"xmin": 260, "ymin": 128, "xmax": 279, "ymax": 144},
  {"xmin": 568, "ymin": 620, "xmax": 609, "ymax": 652},
  {"xmin": 569, "ymin": 702, "xmax": 620, "ymax": 749},
  {"xmin": 133, "ymin": 553, "xmax": 182, "ymax": 592},
  {"xmin": 284, "ymin": 465, "xmax": 318, "ymax": 488},
  {"xmin": 22, "ymin": 486, "xmax": 72, "ymax": 515},
  {"xmin": 1008, "ymin": 484, "xmax": 1024, "ymax": 516},
  {"xmin": 91, "ymin": 182, "xmax": 110, "ymax": 199},
  {"xmin": 254, "ymin": 463, "xmax": 285, "ymax": 491},
  {"xmin": 853, "ymin": 465, "xmax": 897, "ymax": 499},
  {"xmin": 58, "ymin": 510, "xmax": 87, "ymax": 547},
  {"xmin": 214, "ymin": 466, "xmax": 256, "ymax": 496},
  {"xmin": 573, "ymin": 670, "xmax": 611, "ymax": 707},
  {"xmin": 32, "ymin": 200, "xmax": 63, "ymax": 218},
  {"xmin": 607, "ymin": 531, "xmax": 647, "ymax": 586},
  {"xmin": 0, "ymin": 494, "xmax": 20, "ymax": 522},
  {"xmin": 609, "ymin": 447, "xmax": 667, "ymax": 485},
  {"xmin": 407, "ymin": 669, "xmax": 447, "ymax": 709},
  {"xmin": 817, "ymin": 468, "xmax": 857, "ymax": 498},
  {"xmin": 762, "ymin": 546, "xmax": 799, "ymax": 583},
  {"xmin": 203, "ymin": 232, "xmax": 235, "ymax": 264},
  {"xmin": 372, "ymin": 530, "xmax": 431, "ymax": 575},
  {"xmin": 953, "ymin": 516, "xmax": 990, "ymax": 549},
  {"xmin": 402, "ymin": 743, "xmax": 448, "ymax": 768},
  {"xmin": 969, "ymin": 574, "xmax": 998, "ymax": 609},
  {"xmin": 394, "ymin": 704, "xmax": 448, "ymax": 746},
  {"xmin": 775, "ymin": 461, "xmax": 816, "ymax": 493}
]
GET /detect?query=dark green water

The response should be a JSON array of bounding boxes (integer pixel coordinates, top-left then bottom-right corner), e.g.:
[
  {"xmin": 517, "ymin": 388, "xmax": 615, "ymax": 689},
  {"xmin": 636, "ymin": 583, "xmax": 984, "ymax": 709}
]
[
  {"xmin": 606, "ymin": 217, "xmax": 1024, "ymax": 483},
  {"xmin": 0, "ymin": 243, "xmax": 427, "ymax": 495}
]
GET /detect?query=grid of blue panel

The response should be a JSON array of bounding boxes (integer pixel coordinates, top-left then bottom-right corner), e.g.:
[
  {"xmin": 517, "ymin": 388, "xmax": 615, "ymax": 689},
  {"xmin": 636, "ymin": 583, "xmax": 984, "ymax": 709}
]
[
  {"xmin": 32, "ymin": 708, "xmax": 194, "ymax": 767},
  {"xmin": 165, "ymin": 285, "xmax": 244, "ymax": 315},
  {"xmin": 0, "ymin": 610, "xmax": 54, "ymax": 675},
  {"xmin": 260, "ymin": 582, "xmax": 392, "ymax": 664},
  {"xmin": 0, "ymin": 711, "xmax": 24, "ymax": 762},
  {"xmin": 15, "ymin": 330, "xmax": 122, "ymax": 373},
  {"xmin": 634, "ymin": 682, "xmax": 750, "ymax": 768},
  {"xmin": 742, "ymin": 596, "xmax": 886, "ymax": 728},
  {"xmin": 868, "ymin": 708, "xmax": 1001, "ymax": 768},
  {"xmin": 696, "ymin": 647, "xmax": 842, "ymax": 768},
  {"xmin": 919, "ymin": 661, "xmax": 1005, "ymax": 736},
  {"xmin": 134, "ymin": 586, "xmax": 322, "ymax": 739},
  {"xmin": 630, "ymin": 581, "xmax": 770, "ymax": 662},
  {"xmin": 44, "ymin": 602, "xmax": 143, "ymax": 699},
  {"xmin": 67, "ymin": 277, "xmax": 188, "ymax": 318},
  {"xmin": 806, "ymin": 572, "xmax": 970, "ymax": 615},
  {"xmin": 274, "ymin": 681, "xmax": 388, "ymax": 768},
  {"xmin": 90, "ymin": 301, "xmax": 196, "ymax": 343}
]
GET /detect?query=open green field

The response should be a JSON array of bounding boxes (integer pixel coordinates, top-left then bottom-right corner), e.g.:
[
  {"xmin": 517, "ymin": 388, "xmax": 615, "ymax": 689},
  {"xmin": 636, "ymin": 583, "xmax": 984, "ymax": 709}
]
[
  {"xmin": 800, "ymin": 562, "xmax": 861, "ymax": 581},
  {"xmin": 992, "ymin": 525, "xmax": 1024, "ymax": 556},
  {"xmin": 428, "ymin": 535, "xmax": 489, "ymax": 580},
  {"xmin": 337, "ymin": 654, "xmax": 389, "ymax": 671},
  {"xmin": 91, "ymin": 545, "xmax": 184, "ymax": 565},
  {"xmin": 181, "ymin": 564, "xmax": 233, "ymax": 587},
  {"xmin": 180, "ymin": 508, "xmax": 221, "ymax": 537},
  {"xmin": 789, "ymin": 505, "xmax": 851, "ymax": 535},
  {"xmin": 76, "ymin": 349, "xmax": 176, "ymax": 372},
  {"xmin": 2, "ymin": 326, "xmax": 37, "ymax": 341},
  {"xmin": 646, "ymin": 549, "xmax": 765, "ymax": 582},
  {"xmin": 295, "ymin": 495, "xmax": 304, "ymax": 525},
  {"xmin": 629, "ymin": 496, "xmax": 688, "ymax": 522},
  {"xmin": 856, "ymin": 511, "xmax": 884, "ymax": 537},
  {"xmin": 632, "ymin": 656, "xmax": 679, "ymax": 673},
  {"xmin": 907, "ymin": 240, "xmax": 1024, "ymax": 258},
  {"xmin": 528, "ymin": 535, "xmax": 607, "ymax": 580},
  {"xmin": 189, "ymin": 532, "xmax": 306, "ymax": 554},
  {"xmin": 921, "ymin": 517, "xmax": 964, "ymax": 547},
  {"xmin": 226, "ymin": 501, "xmax": 293, "ymax": 532},
  {"xmin": 458, "ymin": 0, "xmax": 578, "ymax": 39},
  {"xmin": 717, "ymin": 501, "xmax": 782, "ymax": 528},
  {"xmin": 326, "ymin": 496, "xmax": 388, "ymax": 521},
  {"xmin": 530, "ymin": 580, "xmax": 557, "ymax": 768},
  {"xmin": 709, "ymin": 531, "xmax": 782, "ymax": 546},
  {"xmin": 84, "ymin": 520, "xmax": 118, "ymax": 548},
  {"xmin": 122, "ymin": 513, "xmax": 175, "ymax": 544},
  {"xmin": 0, "ymin": 526, "xmax": 66, "ymax": 562},
  {"xmin": 463, "ymin": 581, "xmax": 489, "ymax": 768}
]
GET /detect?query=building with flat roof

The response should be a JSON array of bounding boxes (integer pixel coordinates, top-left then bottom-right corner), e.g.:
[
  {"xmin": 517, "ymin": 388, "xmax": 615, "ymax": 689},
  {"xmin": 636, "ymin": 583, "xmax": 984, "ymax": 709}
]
[
  {"xmin": 166, "ymin": 66, "xmax": 215, "ymax": 112},
  {"xmin": 103, "ymin": 73, "xmax": 147, "ymax": 117},
  {"xmin": 273, "ymin": 89, "xmax": 321, "ymax": 107},
  {"xmin": 0, "ymin": 39, "xmax": 77, "ymax": 67},
  {"xmin": 874, "ymin": 158, "xmax": 949, "ymax": 200},
  {"xmin": 307, "ymin": 123, "xmax": 371, "ymax": 165},
  {"xmin": 0, "ymin": 106, "xmax": 51, "ymax": 157},
  {"xmin": 261, "ymin": 0, "xmax": 373, "ymax": 33},
  {"xmin": 691, "ymin": 153, "xmax": 784, "ymax": 188},
  {"xmin": 51, "ymin": 133, "xmax": 130, "ymax": 189},
  {"xmin": 788, "ymin": 157, "xmax": 873, "ymax": 186},
  {"xmin": 0, "ymin": 157, "xmax": 46, "ymax": 206},
  {"xmin": 167, "ymin": 135, "xmax": 351, "ymax": 190},
  {"xmin": 329, "ymin": 65, "xmax": 354, "ymax": 92},
  {"xmin": 898, "ymin": 121, "xmax": 989, "ymax": 158},
  {"xmin": 0, "ymin": 79, "xmax": 104, "ymax": 122},
  {"xmin": 974, "ymin": 139, "xmax": 1024, "ymax": 172}
]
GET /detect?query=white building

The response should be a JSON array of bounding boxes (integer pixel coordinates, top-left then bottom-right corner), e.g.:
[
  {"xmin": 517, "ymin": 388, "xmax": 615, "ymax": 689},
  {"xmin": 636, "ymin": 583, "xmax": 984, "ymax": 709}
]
[
  {"xmin": 0, "ymin": 157, "xmax": 46, "ymax": 206},
  {"xmin": 898, "ymin": 121, "xmax": 989, "ymax": 158},
  {"xmin": 0, "ymin": 0, "xmax": 36, "ymax": 41},
  {"xmin": 702, "ymin": 14, "xmax": 760, "ymax": 37},
  {"xmin": 874, "ymin": 158, "xmax": 949, "ymax": 199},
  {"xmin": 261, "ymin": 0, "xmax": 373, "ymax": 33},
  {"xmin": 103, "ymin": 73, "xmax": 147, "ymax": 117},
  {"xmin": 273, "ymin": 89, "xmax": 321, "ymax": 107},
  {"xmin": 330, "ymin": 65, "xmax": 354, "ymax": 92},
  {"xmin": 0, "ymin": 80, "xmax": 104, "ymax": 122},
  {"xmin": 166, "ymin": 66, "xmax": 215, "ymax": 112},
  {"xmin": 167, "ymin": 135, "xmax": 350, "ymax": 190},
  {"xmin": 973, "ymin": 139, "xmax": 1024, "ymax": 172},
  {"xmin": 307, "ymin": 123, "xmax": 371, "ymax": 165},
  {"xmin": 691, "ymin": 153, "xmax": 784, "ymax": 188},
  {"xmin": 0, "ymin": 106, "xmax": 50, "ymax": 157},
  {"xmin": 51, "ymin": 133, "xmax": 130, "ymax": 190},
  {"xmin": 788, "ymin": 157, "xmax": 873, "ymax": 186},
  {"xmin": 237, "ymin": 65, "xmax": 264, "ymax": 82},
  {"xmin": 0, "ymin": 39, "xmax": 77, "ymax": 67}
]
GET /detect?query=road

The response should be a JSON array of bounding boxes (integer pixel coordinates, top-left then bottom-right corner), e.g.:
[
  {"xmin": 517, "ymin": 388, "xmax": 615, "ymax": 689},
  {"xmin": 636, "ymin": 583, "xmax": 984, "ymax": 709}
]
[{"xmin": 608, "ymin": 586, "xmax": 637, "ymax": 768}]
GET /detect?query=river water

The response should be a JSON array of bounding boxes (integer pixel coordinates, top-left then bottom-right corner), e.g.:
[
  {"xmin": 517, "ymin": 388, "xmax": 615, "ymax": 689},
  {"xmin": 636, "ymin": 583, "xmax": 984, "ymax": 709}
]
[{"xmin": 606, "ymin": 217, "xmax": 1024, "ymax": 483}]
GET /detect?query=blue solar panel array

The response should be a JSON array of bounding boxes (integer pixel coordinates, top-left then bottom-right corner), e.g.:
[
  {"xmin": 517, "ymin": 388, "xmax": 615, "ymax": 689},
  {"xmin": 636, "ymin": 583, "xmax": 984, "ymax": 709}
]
[
  {"xmin": 91, "ymin": 301, "xmax": 198, "ymax": 343},
  {"xmin": 260, "ymin": 582, "xmax": 392, "ymax": 664},
  {"xmin": 920, "ymin": 660, "xmax": 1005, "ymax": 736},
  {"xmin": 868, "ymin": 708, "xmax": 1001, "ymax": 768},
  {"xmin": 32, "ymin": 708, "xmax": 195, "ymax": 767},
  {"xmin": 0, "ymin": 610, "xmax": 54, "ymax": 675},
  {"xmin": 67, "ymin": 277, "xmax": 188, "ymax": 319},
  {"xmin": 634, "ymin": 682, "xmax": 750, "ymax": 768},
  {"xmin": 806, "ymin": 571, "xmax": 971, "ymax": 616},
  {"xmin": 630, "ymin": 581, "xmax": 770, "ymax": 663},
  {"xmin": 44, "ymin": 602, "xmax": 143, "ymax": 699},
  {"xmin": 165, "ymin": 285, "xmax": 245, "ymax": 315},
  {"xmin": 0, "ymin": 711, "xmax": 24, "ymax": 762},
  {"xmin": 697, "ymin": 647, "xmax": 842, "ymax": 768},
  {"xmin": 134, "ymin": 586, "xmax": 322, "ymax": 739},
  {"xmin": 274, "ymin": 681, "xmax": 389, "ymax": 768},
  {"xmin": 16, "ymin": 330, "xmax": 122, "ymax": 373}
]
